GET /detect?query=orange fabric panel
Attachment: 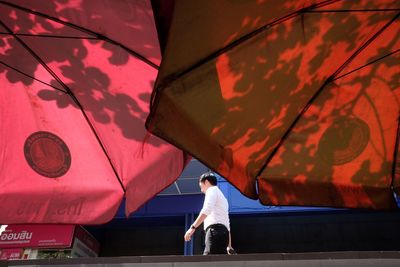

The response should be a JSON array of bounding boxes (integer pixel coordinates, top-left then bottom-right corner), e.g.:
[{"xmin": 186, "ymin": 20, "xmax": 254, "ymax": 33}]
[
  {"xmin": 156, "ymin": 0, "xmax": 321, "ymax": 81},
  {"xmin": 338, "ymin": 16, "xmax": 400, "ymax": 78},
  {"xmin": 259, "ymin": 54, "xmax": 400, "ymax": 208},
  {"xmin": 258, "ymin": 16, "xmax": 400, "ymax": 209},
  {"xmin": 316, "ymin": 0, "xmax": 400, "ymax": 10},
  {"xmin": 148, "ymin": 1, "xmax": 400, "ymax": 208},
  {"xmin": 149, "ymin": 7, "xmax": 399, "ymax": 204}
]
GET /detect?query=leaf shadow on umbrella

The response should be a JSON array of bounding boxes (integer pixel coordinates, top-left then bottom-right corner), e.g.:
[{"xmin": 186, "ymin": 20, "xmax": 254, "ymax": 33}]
[
  {"xmin": 149, "ymin": 0, "xmax": 400, "ymax": 209},
  {"xmin": 210, "ymin": 1, "xmax": 400, "ymax": 207},
  {"xmin": 0, "ymin": 0, "xmax": 163, "ymax": 146}
]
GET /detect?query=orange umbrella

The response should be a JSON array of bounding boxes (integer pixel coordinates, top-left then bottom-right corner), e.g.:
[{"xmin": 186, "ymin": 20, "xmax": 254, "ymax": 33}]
[{"xmin": 147, "ymin": 0, "xmax": 400, "ymax": 209}]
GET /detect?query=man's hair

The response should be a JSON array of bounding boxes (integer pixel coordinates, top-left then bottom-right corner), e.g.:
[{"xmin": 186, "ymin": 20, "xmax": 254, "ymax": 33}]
[{"xmin": 199, "ymin": 172, "xmax": 217, "ymax": 186}]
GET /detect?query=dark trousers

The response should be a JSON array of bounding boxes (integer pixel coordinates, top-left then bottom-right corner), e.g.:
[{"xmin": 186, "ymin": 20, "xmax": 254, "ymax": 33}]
[{"xmin": 203, "ymin": 224, "xmax": 229, "ymax": 255}]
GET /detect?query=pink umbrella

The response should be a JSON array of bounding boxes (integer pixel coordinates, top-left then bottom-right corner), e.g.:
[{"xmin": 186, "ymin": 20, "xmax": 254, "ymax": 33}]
[{"xmin": 0, "ymin": 0, "xmax": 187, "ymax": 224}]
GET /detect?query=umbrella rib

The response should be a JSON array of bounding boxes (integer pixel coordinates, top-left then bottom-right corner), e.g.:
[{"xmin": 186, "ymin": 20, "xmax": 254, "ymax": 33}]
[
  {"xmin": 157, "ymin": 3, "xmax": 400, "ymax": 89},
  {"xmin": 0, "ymin": 20, "xmax": 127, "ymax": 193},
  {"xmin": 333, "ymin": 49, "xmax": 400, "ymax": 81},
  {"xmin": 0, "ymin": 20, "xmax": 75, "ymax": 95},
  {"xmin": 305, "ymin": 8, "xmax": 400, "ymax": 13},
  {"xmin": 151, "ymin": 2, "xmax": 398, "ymax": 104},
  {"xmin": 330, "ymin": 12, "xmax": 400, "ymax": 82},
  {"xmin": 0, "ymin": 32, "xmax": 99, "ymax": 40},
  {"xmin": 0, "ymin": 61, "xmax": 66, "ymax": 93},
  {"xmin": 154, "ymin": 0, "xmax": 340, "ymax": 90},
  {"xmin": 255, "ymin": 11, "xmax": 400, "ymax": 179},
  {"xmin": 0, "ymin": 1, "xmax": 159, "ymax": 70}
]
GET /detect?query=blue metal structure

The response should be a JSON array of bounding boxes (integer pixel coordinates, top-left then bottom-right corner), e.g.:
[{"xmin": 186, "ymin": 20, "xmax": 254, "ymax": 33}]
[
  {"xmin": 110, "ymin": 159, "xmax": 341, "ymax": 255},
  {"xmin": 89, "ymin": 159, "xmax": 400, "ymax": 256}
]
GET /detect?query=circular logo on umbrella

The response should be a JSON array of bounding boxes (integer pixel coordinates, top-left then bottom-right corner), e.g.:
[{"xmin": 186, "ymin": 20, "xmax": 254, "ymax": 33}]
[
  {"xmin": 317, "ymin": 117, "xmax": 370, "ymax": 165},
  {"xmin": 24, "ymin": 131, "xmax": 71, "ymax": 178}
]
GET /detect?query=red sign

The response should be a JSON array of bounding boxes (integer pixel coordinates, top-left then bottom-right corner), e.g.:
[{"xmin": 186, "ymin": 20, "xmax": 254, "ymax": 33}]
[
  {"xmin": 0, "ymin": 225, "xmax": 75, "ymax": 249},
  {"xmin": 0, "ymin": 248, "xmax": 23, "ymax": 260}
]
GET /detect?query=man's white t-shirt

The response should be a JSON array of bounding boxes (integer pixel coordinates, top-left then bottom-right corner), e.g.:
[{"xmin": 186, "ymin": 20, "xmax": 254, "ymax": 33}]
[{"xmin": 200, "ymin": 186, "xmax": 230, "ymax": 231}]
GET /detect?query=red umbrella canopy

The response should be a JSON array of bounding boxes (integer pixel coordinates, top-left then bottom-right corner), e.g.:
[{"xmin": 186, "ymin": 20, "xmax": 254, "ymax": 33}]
[
  {"xmin": 0, "ymin": 0, "xmax": 187, "ymax": 224},
  {"xmin": 147, "ymin": 0, "xmax": 400, "ymax": 209}
]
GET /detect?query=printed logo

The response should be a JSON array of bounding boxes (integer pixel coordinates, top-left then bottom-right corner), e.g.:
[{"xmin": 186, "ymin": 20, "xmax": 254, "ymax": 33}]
[
  {"xmin": 24, "ymin": 131, "xmax": 71, "ymax": 178},
  {"xmin": 318, "ymin": 117, "xmax": 370, "ymax": 165}
]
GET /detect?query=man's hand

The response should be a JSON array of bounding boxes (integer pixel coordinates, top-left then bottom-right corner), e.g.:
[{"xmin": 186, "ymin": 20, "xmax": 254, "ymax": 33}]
[
  {"xmin": 227, "ymin": 246, "xmax": 237, "ymax": 255},
  {"xmin": 184, "ymin": 228, "xmax": 195, "ymax": 241}
]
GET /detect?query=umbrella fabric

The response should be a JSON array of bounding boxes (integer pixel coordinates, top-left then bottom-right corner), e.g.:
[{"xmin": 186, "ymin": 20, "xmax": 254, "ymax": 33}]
[
  {"xmin": 147, "ymin": 0, "xmax": 400, "ymax": 209},
  {"xmin": 0, "ymin": 0, "xmax": 186, "ymax": 224}
]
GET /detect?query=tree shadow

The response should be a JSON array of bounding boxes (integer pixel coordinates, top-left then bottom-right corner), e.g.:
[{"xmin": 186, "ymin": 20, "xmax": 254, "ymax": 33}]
[
  {"xmin": 148, "ymin": 0, "xmax": 400, "ymax": 208},
  {"xmin": 213, "ymin": 1, "xmax": 400, "ymax": 208},
  {"xmin": 0, "ymin": 0, "xmax": 163, "ymax": 145}
]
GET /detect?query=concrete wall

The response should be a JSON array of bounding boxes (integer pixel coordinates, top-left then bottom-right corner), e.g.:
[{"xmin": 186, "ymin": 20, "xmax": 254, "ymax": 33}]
[
  {"xmin": 86, "ymin": 210, "xmax": 400, "ymax": 256},
  {"xmin": 225, "ymin": 210, "xmax": 400, "ymax": 254},
  {"xmin": 4, "ymin": 252, "xmax": 400, "ymax": 267}
]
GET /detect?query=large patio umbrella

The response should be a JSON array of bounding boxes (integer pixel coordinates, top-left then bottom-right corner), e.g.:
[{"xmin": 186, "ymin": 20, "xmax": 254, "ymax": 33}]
[
  {"xmin": 147, "ymin": 0, "xmax": 400, "ymax": 209},
  {"xmin": 0, "ymin": 0, "xmax": 188, "ymax": 224}
]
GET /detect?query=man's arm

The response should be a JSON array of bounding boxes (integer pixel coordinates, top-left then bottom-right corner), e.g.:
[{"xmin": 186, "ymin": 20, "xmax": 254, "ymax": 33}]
[
  {"xmin": 184, "ymin": 188, "xmax": 217, "ymax": 242},
  {"xmin": 227, "ymin": 232, "xmax": 237, "ymax": 254},
  {"xmin": 184, "ymin": 213, "xmax": 207, "ymax": 241}
]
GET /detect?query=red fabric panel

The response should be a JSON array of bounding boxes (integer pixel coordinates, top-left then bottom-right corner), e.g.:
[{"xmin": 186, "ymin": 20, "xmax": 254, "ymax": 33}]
[
  {"xmin": 17, "ymin": 35, "xmax": 185, "ymax": 217},
  {"xmin": 0, "ymin": 5, "xmax": 91, "ymax": 38},
  {"xmin": 0, "ymin": 62, "xmax": 123, "ymax": 224},
  {"xmin": 124, "ymin": 140, "xmax": 187, "ymax": 215},
  {"xmin": 0, "ymin": 0, "xmax": 186, "ymax": 223},
  {"xmin": 6, "ymin": 0, "xmax": 161, "ymax": 65}
]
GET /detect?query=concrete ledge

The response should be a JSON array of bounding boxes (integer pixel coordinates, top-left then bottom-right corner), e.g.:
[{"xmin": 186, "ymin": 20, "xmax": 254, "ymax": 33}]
[{"xmin": 2, "ymin": 251, "xmax": 400, "ymax": 267}]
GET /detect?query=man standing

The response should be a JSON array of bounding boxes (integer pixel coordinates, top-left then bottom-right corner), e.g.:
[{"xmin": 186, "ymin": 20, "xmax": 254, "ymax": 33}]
[{"xmin": 184, "ymin": 172, "xmax": 234, "ymax": 255}]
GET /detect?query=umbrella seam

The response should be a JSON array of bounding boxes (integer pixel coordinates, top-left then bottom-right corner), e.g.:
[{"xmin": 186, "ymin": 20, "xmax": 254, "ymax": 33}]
[
  {"xmin": 0, "ymin": 33, "xmax": 99, "ymax": 40},
  {"xmin": 148, "ymin": 3, "xmax": 399, "ymax": 120},
  {"xmin": 306, "ymin": 8, "xmax": 400, "ymax": 13},
  {"xmin": 153, "ymin": 0, "xmax": 340, "ymax": 91},
  {"xmin": 0, "ymin": 20, "xmax": 73, "ymax": 94},
  {"xmin": 334, "ymin": 49, "xmax": 400, "ymax": 81},
  {"xmin": 0, "ymin": 0, "xmax": 159, "ymax": 70},
  {"xmin": 331, "ymin": 12, "xmax": 400, "ymax": 83},
  {"xmin": 0, "ymin": 61, "xmax": 66, "ymax": 92},
  {"xmin": 155, "ymin": 7, "xmax": 400, "ymax": 92},
  {"xmin": 147, "ymin": 0, "xmax": 340, "ymax": 133}
]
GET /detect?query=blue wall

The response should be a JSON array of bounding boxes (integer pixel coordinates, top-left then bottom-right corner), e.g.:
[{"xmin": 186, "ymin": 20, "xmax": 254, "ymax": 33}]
[{"xmin": 115, "ymin": 176, "xmax": 338, "ymax": 219}]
